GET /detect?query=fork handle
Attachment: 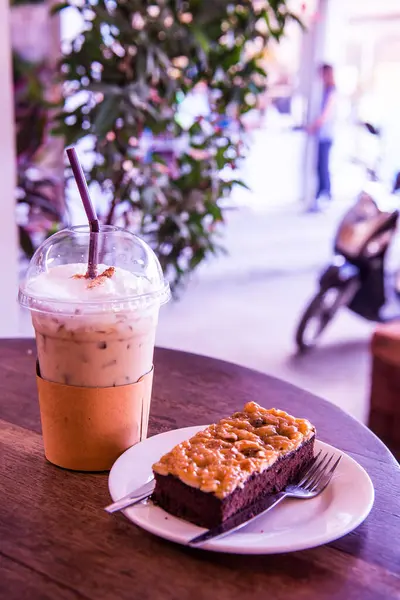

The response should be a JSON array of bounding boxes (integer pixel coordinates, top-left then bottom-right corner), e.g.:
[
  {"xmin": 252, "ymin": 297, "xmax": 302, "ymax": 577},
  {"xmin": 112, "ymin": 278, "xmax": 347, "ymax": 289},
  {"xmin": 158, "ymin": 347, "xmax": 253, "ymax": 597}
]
[
  {"xmin": 188, "ymin": 491, "xmax": 288, "ymax": 546},
  {"xmin": 105, "ymin": 489, "xmax": 153, "ymax": 514}
]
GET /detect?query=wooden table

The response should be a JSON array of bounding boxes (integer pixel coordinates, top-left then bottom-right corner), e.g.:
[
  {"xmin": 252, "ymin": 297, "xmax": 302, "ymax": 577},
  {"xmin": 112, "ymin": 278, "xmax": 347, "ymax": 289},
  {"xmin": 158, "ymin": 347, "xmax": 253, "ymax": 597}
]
[{"xmin": 1, "ymin": 340, "xmax": 399, "ymax": 600}]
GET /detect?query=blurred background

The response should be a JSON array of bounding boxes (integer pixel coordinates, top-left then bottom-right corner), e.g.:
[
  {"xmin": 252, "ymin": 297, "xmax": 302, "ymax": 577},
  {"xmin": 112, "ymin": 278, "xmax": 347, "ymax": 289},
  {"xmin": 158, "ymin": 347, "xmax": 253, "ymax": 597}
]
[{"xmin": 3, "ymin": 0, "xmax": 400, "ymax": 426}]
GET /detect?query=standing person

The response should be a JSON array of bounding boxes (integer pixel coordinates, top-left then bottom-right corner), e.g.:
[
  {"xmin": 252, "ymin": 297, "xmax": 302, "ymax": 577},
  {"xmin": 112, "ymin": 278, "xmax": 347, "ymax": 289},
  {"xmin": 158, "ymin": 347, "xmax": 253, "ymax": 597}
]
[{"xmin": 307, "ymin": 64, "xmax": 337, "ymax": 212}]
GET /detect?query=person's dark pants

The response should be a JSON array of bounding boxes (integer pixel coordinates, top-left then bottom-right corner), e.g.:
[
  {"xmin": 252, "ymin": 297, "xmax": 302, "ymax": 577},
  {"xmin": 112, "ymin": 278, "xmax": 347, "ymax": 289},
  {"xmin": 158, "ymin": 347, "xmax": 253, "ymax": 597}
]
[{"xmin": 316, "ymin": 139, "xmax": 332, "ymax": 200}]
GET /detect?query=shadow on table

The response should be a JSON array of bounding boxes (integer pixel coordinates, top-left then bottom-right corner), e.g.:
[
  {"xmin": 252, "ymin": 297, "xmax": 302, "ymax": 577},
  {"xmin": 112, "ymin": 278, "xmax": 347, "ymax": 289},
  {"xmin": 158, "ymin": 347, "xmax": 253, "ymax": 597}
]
[{"xmin": 286, "ymin": 339, "xmax": 369, "ymax": 376}]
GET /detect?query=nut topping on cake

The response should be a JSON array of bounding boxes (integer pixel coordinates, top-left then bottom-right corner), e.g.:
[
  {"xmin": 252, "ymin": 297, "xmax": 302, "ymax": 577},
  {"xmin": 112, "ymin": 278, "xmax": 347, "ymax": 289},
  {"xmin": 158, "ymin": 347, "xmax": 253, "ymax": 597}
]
[{"xmin": 152, "ymin": 402, "xmax": 315, "ymax": 499}]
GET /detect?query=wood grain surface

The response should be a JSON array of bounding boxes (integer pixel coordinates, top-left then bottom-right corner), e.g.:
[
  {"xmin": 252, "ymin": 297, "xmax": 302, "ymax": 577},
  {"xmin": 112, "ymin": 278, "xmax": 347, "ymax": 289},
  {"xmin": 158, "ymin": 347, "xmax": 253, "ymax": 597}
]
[{"xmin": 1, "ymin": 339, "xmax": 399, "ymax": 600}]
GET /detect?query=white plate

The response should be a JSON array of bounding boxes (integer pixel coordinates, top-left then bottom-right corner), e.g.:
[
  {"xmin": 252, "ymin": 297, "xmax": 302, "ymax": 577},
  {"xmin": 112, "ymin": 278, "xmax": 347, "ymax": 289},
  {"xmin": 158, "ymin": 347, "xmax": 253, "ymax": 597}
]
[{"xmin": 108, "ymin": 426, "xmax": 374, "ymax": 554}]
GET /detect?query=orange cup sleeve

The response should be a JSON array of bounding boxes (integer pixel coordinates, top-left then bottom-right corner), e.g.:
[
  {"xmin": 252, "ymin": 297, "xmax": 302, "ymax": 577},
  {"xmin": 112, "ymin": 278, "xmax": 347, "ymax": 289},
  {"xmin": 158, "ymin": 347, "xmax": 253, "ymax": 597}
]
[{"xmin": 36, "ymin": 367, "xmax": 154, "ymax": 471}]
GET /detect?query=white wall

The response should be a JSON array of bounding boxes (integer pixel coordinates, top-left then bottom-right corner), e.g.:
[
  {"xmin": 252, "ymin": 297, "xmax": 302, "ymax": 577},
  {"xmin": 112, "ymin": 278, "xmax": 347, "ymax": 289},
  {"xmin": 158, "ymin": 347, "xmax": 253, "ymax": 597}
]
[{"xmin": 0, "ymin": 1, "xmax": 18, "ymax": 336}]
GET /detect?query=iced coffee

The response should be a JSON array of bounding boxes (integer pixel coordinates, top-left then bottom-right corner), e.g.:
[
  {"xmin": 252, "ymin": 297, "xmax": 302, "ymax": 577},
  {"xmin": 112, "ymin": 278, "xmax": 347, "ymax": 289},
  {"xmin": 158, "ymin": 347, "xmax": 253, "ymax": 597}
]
[{"xmin": 18, "ymin": 225, "xmax": 170, "ymax": 470}]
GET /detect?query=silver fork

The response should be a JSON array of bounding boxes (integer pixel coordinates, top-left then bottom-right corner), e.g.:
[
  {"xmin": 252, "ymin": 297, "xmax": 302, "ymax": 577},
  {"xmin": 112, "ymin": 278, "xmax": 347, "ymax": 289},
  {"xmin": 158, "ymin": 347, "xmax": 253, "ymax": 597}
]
[
  {"xmin": 188, "ymin": 450, "xmax": 342, "ymax": 546},
  {"xmin": 285, "ymin": 449, "xmax": 342, "ymax": 499}
]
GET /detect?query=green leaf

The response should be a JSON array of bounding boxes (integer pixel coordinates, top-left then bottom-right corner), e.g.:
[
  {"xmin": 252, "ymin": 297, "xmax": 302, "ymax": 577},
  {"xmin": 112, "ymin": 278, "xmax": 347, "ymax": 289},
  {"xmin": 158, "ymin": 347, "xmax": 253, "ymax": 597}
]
[
  {"xmin": 19, "ymin": 226, "xmax": 35, "ymax": 258},
  {"xmin": 231, "ymin": 179, "xmax": 251, "ymax": 191},
  {"xmin": 191, "ymin": 26, "xmax": 210, "ymax": 54},
  {"xmin": 190, "ymin": 248, "xmax": 206, "ymax": 270},
  {"xmin": 92, "ymin": 96, "xmax": 120, "ymax": 137},
  {"xmin": 205, "ymin": 201, "xmax": 223, "ymax": 221},
  {"xmin": 188, "ymin": 121, "xmax": 203, "ymax": 136},
  {"xmin": 215, "ymin": 147, "xmax": 227, "ymax": 170}
]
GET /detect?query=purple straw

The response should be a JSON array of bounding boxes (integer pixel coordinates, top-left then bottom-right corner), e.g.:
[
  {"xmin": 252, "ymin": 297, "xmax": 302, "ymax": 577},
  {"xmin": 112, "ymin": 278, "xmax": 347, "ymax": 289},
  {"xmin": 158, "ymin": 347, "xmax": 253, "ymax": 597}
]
[{"xmin": 66, "ymin": 147, "xmax": 99, "ymax": 279}]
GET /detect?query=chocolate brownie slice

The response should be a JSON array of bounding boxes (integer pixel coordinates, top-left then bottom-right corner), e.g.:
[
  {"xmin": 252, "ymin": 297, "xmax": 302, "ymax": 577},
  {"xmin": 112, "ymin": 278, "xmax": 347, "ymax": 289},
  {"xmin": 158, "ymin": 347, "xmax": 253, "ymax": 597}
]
[{"xmin": 152, "ymin": 402, "xmax": 316, "ymax": 529}]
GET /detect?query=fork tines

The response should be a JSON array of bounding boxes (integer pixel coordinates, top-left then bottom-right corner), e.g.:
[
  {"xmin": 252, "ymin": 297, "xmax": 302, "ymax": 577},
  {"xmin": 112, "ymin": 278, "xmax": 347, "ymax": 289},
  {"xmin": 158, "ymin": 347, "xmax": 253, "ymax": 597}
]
[{"xmin": 300, "ymin": 451, "xmax": 342, "ymax": 493}]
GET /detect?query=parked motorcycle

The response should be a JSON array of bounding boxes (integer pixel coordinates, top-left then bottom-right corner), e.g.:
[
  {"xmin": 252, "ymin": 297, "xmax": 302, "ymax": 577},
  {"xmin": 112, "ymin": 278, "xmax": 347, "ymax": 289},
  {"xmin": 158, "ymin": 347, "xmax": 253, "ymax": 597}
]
[{"xmin": 295, "ymin": 123, "xmax": 400, "ymax": 352}]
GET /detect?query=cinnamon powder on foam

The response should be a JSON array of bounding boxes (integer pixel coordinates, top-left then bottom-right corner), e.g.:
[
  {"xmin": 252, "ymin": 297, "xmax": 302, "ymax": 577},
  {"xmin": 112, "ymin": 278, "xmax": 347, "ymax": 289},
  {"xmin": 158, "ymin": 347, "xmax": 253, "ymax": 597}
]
[{"xmin": 72, "ymin": 267, "xmax": 116, "ymax": 289}]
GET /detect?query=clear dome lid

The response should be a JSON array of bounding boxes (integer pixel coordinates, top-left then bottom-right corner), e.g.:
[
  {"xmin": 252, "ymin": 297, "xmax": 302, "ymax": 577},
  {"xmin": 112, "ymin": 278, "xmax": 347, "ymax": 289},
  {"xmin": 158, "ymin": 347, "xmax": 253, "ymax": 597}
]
[{"xmin": 19, "ymin": 225, "xmax": 170, "ymax": 314}]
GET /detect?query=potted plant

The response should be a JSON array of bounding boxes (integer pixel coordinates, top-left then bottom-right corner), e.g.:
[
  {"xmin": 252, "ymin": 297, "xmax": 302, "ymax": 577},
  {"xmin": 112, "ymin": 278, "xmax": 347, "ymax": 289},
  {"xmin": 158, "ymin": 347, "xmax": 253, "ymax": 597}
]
[{"xmin": 53, "ymin": 0, "xmax": 299, "ymax": 290}]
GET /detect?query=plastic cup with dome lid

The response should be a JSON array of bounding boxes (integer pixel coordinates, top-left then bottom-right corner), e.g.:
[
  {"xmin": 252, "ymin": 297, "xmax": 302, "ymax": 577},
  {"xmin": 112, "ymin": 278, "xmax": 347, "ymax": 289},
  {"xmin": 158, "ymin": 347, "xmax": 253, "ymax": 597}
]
[{"xmin": 19, "ymin": 224, "xmax": 170, "ymax": 387}]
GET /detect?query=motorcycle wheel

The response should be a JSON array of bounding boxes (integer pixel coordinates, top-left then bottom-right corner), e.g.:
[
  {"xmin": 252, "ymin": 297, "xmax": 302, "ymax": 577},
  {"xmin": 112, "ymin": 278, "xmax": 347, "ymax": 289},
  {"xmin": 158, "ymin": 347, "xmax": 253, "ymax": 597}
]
[{"xmin": 295, "ymin": 286, "xmax": 344, "ymax": 353}]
